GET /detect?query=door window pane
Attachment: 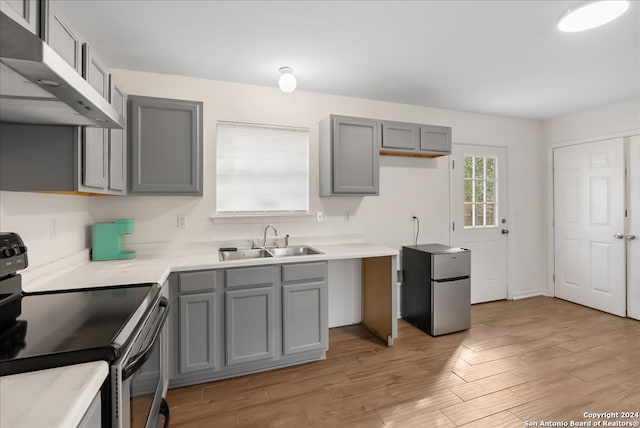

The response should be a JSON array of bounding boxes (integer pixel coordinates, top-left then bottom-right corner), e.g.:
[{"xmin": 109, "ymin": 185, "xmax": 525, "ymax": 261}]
[
  {"xmin": 464, "ymin": 203, "xmax": 473, "ymax": 227},
  {"xmin": 464, "ymin": 180, "xmax": 473, "ymax": 203},
  {"xmin": 486, "ymin": 181, "xmax": 495, "ymax": 202},
  {"xmin": 463, "ymin": 155, "xmax": 498, "ymax": 228}
]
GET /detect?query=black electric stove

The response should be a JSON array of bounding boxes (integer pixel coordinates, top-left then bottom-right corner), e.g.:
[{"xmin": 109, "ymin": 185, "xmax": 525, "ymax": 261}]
[
  {"xmin": 0, "ymin": 283, "xmax": 161, "ymax": 376},
  {"xmin": 0, "ymin": 232, "xmax": 163, "ymax": 377}
]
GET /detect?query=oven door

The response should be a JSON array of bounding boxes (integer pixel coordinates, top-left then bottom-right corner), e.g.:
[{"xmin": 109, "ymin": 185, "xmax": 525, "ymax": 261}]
[{"xmin": 112, "ymin": 296, "xmax": 169, "ymax": 428}]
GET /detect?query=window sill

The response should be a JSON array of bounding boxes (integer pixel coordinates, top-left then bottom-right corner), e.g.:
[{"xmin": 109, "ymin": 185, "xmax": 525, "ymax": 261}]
[{"xmin": 210, "ymin": 213, "xmax": 315, "ymax": 224}]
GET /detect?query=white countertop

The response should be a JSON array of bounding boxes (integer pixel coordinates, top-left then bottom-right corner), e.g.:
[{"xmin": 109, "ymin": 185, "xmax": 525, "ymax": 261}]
[
  {"xmin": 5, "ymin": 239, "xmax": 398, "ymax": 427},
  {"xmin": 22, "ymin": 240, "xmax": 398, "ymax": 293},
  {"xmin": 0, "ymin": 361, "xmax": 108, "ymax": 428}
]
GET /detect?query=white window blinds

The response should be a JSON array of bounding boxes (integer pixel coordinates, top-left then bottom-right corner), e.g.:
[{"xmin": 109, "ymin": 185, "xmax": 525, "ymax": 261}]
[{"xmin": 216, "ymin": 122, "xmax": 309, "ymax": 214}]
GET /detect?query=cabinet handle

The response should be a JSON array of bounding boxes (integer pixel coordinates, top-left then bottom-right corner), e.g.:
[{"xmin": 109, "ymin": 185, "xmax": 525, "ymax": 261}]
[
  {"xmin": 626, "ymin": 234, "xmax": 636, "ymax": 240},
  {"xmin": 613, "ymin": 233, "xmax": 625, "ymax": 240}
]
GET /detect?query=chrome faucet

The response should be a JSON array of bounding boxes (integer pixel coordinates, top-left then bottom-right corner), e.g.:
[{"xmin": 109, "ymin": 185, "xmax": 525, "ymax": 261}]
[{"xmin": 263, "ymin": 224, "xmax": 278, "ymax": 247}]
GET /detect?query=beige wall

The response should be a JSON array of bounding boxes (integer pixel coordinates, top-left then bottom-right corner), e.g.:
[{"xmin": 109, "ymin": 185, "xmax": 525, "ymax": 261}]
[{"xmin": 0, "ymin": 69, "xmax": 547, "ymax": 299}]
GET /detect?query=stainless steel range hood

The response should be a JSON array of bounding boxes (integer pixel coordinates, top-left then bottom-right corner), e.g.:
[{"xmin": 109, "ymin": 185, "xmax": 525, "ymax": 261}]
[{"xmin": 0, "ymin": 12, "xmax": 124, "ymax": 128}]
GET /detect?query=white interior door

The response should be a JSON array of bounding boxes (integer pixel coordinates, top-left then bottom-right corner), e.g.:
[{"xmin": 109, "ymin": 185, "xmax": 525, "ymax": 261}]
[
  {"xmin": 553, "ymin": 138, "xmax": 626, "ymax": 316},
  {"xmin": 627, "ymin": 136, "xmax": 640, "ymax": 320},
  {"xmin": 452, "ymin": 144, "xmax": 508, "ymax": 303}
]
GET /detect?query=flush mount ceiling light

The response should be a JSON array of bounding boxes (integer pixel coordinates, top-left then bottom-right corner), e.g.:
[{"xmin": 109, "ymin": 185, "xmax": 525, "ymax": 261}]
[
  {"xmin": 558, "ymin": 0, "xmax": 630, "ymax": 32},
  {"xmin": 278, "ymin": 67, "xmax": 297, "ymax": 93}
]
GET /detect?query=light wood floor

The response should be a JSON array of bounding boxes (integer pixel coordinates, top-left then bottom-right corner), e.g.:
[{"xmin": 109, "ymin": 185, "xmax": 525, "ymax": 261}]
[{"xmin": 167, "ymin": 297, "xmax": 640, "ymax": 427}]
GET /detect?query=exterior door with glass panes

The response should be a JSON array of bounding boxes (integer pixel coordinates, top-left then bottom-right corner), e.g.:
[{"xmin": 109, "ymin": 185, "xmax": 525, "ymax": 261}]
[{"xmin": 451, "ymin": 144, "xmax": 508, "ymax": 303}]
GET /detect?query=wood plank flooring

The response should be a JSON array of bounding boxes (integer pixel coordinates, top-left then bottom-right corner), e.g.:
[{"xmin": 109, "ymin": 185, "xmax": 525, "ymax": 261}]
[{"xmin": 167, "ymin": 297, "xmax": 640, "ymax": 427}]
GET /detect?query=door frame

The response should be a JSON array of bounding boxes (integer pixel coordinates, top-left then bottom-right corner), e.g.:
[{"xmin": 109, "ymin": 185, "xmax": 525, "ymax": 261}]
[
  {"xmin": 546, "ymin": 129, "xmax": 640, "ymax": 298},
  {"xmin": 449, "ymin": 143, "xmax": 511, "ymax": 300}
]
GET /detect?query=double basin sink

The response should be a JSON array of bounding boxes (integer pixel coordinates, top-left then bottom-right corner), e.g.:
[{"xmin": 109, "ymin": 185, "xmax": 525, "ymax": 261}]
[{"xmin": 219, "ymin": 245, "xmax": 323, "ymax": 261}]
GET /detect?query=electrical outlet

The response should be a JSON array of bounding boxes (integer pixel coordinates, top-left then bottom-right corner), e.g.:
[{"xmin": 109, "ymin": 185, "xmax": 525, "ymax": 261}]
[
  {"xmin": 410, "ymin": 212, "xmax": 416, "ymax": 221},
  {"xmin": 344, "ymin": 212, "xmax": 351, "ymax": 222},
  {"xmin": 177, "ymin": 214, "xmax": 187, "ymax": 229},
  {"xmin": 316, "ymin": 211, "xmax": 327, "ymax": 223},
  {"xmin": 49, "ymin": 219, "xmax": 57, "ymax": 240}
]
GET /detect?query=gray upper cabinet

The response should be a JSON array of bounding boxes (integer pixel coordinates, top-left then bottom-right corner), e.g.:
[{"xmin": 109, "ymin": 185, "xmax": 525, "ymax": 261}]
[
  {"xmin": 44, "ymin": 1, "xmax": 82, "ymax": 72},
  {"xmin": 380, "ymin": 120, "xmax": 451, "ymax": 156},
  {"xmin": 128, "ymin": 96, "xmax": 203, "ymax": 196},
  {"xmin": 319, "ymin": 115, "xmax": 380, "ymax": 196},
  {"xmin": 381, "ymin": 121, "xmax": 420, "ymax": 150},
  {"xmin": 82, "ymin": 126, "xmax": 108, "ymax": 190},
  {"xmin": 82, "ymin": 43, "xmax": 109, "ymax": 99},
  {"xmin": 420, "ymin": 124, "xmax": 451, "ymax": 153},
  {"xmin": 0, "ymin": 0, "xmax": 39, "ymax": 35},
  {"xmin": 108, "ymin": 77, "xmax": 127, "ymax": 193}
]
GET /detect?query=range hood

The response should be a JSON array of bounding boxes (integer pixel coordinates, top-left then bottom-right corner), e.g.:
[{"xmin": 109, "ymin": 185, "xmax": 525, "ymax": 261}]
[{"xmin": 0, "ymin": 12, "xmax": 123, "ymax": 129}]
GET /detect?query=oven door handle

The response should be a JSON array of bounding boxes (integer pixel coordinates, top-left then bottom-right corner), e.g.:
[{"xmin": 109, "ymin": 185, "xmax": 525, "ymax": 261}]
[{"xmin": 122, "ymin": 297, "xmax": 169, "ymax": 379}]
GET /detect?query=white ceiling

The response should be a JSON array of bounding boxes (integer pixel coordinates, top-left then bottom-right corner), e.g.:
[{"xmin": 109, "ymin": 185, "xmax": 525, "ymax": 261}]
[{"xmin": 57, "ymin": 0, "xmax": 640, "ymax": 120}]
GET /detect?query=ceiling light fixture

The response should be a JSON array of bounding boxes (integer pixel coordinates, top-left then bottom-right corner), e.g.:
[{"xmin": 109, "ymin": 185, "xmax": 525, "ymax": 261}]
[
  {"xmin": 558, "ymin": 0, "xmax": 630, "ymax": 32},
  {"xmin": 278, "ymin": 67, "xmax": 297, "ymax": 93}
]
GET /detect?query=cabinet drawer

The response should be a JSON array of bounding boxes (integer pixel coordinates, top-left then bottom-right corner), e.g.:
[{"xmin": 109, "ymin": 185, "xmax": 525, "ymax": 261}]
[
  {"xmin": 282, "ymin": 262, "xmax": 327, "ymax": 283},
  {"xmin": 225, "ymin": 266, "xmax": 275, "ymax": 288},
  {"xmin": 179, "ymin": 271, "xmax": 216, "ymax": 293}
]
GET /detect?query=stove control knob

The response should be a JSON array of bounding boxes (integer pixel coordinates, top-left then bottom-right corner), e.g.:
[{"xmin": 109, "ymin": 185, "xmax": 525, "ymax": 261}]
[{"xmin": 2, "ymin": 248, "xmax": 16, "ymax": 258}]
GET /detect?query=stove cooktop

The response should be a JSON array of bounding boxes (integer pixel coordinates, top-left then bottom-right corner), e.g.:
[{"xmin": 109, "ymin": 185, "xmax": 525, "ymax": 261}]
[{"xmin": 0, "ymin": 283, "xmax": 159, "ymax": 376}]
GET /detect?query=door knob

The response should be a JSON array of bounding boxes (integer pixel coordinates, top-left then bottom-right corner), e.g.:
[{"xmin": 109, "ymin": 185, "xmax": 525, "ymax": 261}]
[
  {"xmin": 613, "ymin": 233, "xmax": 625, "ymax": 239},
  {"xmin": 627, "ymin": 234, "xmax": 637, "ymax": 240},
  {"xmin": 501, "ymin": 229, "xmax": 509, "ymax": 235}
]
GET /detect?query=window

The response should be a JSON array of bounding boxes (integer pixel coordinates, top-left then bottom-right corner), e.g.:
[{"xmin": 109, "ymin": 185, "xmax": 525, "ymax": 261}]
[
  {"xmin": 216, "ymin": 122, "xmax": 309, "ymax": 214},
  {"xmin": 464, "ymin": 155, "xmax": 497, "ymax": 228}
]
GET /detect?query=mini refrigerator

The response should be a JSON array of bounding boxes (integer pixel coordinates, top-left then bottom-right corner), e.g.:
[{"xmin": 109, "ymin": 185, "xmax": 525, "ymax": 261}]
[{"xmin": 401, "ymin": 244, "xmax": 471, "ymax": 336}]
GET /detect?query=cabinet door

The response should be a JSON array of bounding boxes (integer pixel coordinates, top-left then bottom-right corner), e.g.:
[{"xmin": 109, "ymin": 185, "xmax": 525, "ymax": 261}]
[
  {"xmin": 381, "ymin": 121, "xmax": 419, "ymax": 150},
  {"xmin": 46, "ymin": 1, "xmax": 82, "ymax": 72},
  {"xmin": 331, "ymin": 116, "xmax": 379, "ymax": 195},
  {"xmin": 179, "ymin": 292, "xmax": 218, "ymax": 374},
  {"xmin": 129, "ymin": 96, "xmax": 203, "ymax": 195},
  {"xmin": 282, "ymin": 281, "xmax": 328, "ymax": 355},
  {"xmin": 82, "ymin": 43, "xmax": 109, "ymax": 99},
  {"xmin": 0, "ymin": 0, "xmax": 39, "ymax": 35},
  {"xmin": 225, "ymin": 287, "xmax": 275, "ymax": 365},
  {"xmin": 82, "ymin": 126, "xmax": 107, "ymax": 190},
  {"xmin": 420, "ymin": 125, "xmax": 451, "ymax": 153},
  {"xmin": 108, "ymin": 78, "xmax": 127, "ymax": 193}
]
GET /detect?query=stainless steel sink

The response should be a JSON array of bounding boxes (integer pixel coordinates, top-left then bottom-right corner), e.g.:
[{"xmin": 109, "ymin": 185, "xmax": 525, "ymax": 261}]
[
  {"xmin": 219, "ymin": 249, "xmax": 273, "ymax": 261},
  {"xmin": 269, "ymin": 245, "xmax": 323, "ymax": 257},
  {"xmin": 219, "ymin": 245, "xmax": 322, "ymax": 261}
]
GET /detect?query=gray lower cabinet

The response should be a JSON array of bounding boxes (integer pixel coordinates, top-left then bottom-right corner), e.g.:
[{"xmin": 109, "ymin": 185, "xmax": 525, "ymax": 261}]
[
  {"xmin": 225, "ymin": 287, "xmax": 275, "ymax": 365},
  {"xmin": 168, "ymin": 261, "xmax": 328, "ymax": 388},
  {"xmin": 0, "ymin": 0, "xmax": 40, "ymax": 35},
  {"xmin": 319, "ymin": 115, "xmax": 380, "ymax": 196},
  {"xmin": 179, "ymin": 293, "xmax": 218, "ymax": 373},
  {"xmin": 128, "ymin": 96, "xmax": 203, "ymax": 195},
  {"xmin": 170, "ymin": 270, "xmax": 219, "ymax": 381},
  {"xmin": 282, "ymin": 262, "xmax": 328, "ymax": 355}
]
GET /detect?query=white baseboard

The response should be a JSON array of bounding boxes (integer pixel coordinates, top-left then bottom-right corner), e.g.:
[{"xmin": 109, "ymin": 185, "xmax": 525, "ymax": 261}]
[{"xmin": 510, "ymin": 289, "xmax": 550, "ymax": 300}]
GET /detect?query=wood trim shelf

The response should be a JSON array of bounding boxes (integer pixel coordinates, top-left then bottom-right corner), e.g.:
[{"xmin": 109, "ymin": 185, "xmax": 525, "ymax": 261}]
[{"xmin": 380, "ymin": 150, "xmax": 447, "ymax": 159}]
